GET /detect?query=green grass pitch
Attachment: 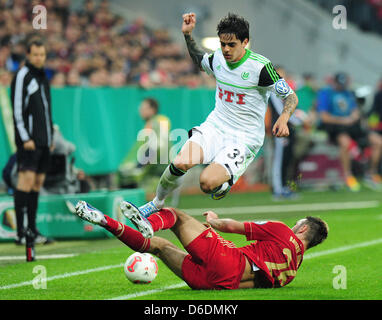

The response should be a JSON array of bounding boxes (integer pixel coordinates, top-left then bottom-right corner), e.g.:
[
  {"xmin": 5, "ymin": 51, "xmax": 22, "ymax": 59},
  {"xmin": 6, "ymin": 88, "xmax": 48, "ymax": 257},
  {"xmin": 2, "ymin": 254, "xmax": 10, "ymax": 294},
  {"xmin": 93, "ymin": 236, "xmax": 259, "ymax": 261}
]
[{"xmin": 0, "ymin": 189, "xmax": 381, "ymax": 300}]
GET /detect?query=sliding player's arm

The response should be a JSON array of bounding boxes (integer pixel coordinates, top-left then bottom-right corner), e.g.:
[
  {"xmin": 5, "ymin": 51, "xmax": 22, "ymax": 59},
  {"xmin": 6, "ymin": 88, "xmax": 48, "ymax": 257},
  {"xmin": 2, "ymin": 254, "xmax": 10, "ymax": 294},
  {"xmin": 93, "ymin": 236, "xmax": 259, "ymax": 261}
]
[
  {"xmin": 182, "ymin": 12, "xmax": 205, "ymax": 71},
  {"xmin": 203, "ymin": 211, "xmax": 246, "ymax": 235}
]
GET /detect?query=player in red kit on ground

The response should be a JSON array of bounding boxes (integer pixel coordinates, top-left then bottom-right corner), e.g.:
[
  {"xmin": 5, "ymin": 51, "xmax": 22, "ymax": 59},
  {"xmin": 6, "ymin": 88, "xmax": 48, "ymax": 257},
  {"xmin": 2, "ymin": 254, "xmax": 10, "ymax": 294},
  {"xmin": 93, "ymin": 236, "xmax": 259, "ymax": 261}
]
[{"xmin": 74, "ymin": 201, "xmax": 328, "ymax": 289}]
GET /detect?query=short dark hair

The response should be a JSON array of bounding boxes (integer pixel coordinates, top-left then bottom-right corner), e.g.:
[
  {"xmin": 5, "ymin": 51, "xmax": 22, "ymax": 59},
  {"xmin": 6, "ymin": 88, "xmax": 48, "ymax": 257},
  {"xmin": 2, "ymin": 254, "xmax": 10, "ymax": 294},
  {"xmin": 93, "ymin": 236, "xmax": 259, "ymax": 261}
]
[
  {"xmin": 26, "ymin": 38, "xmax": 45, "ymax": 53},
  {"xmin": 144, "ymin": 97, "xmax": 159, "ymax": 114},
  {"xmin": 217, "ymin": 13, "xmax": 249, "ymax": 42},
  {"xmin": 303, "ymin": 216, "xmax": 329, "ymax": 250}
]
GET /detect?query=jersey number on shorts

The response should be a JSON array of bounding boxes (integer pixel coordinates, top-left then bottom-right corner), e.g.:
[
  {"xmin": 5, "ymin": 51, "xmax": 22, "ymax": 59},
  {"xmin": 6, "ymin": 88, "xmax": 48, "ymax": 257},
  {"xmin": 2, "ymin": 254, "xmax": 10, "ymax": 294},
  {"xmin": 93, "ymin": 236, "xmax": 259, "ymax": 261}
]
[{"xmin": 227, "ymin": 148, "xmax": 244, "ymax": 168}]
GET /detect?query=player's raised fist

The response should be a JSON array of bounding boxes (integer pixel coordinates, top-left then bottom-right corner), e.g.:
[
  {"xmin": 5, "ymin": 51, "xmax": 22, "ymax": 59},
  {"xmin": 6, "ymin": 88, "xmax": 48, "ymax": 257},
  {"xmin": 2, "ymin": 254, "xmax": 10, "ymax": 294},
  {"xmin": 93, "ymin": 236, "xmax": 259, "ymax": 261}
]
[{"xmin": 182, "ymin": 12, "xmax": 196, "ymax": 35}]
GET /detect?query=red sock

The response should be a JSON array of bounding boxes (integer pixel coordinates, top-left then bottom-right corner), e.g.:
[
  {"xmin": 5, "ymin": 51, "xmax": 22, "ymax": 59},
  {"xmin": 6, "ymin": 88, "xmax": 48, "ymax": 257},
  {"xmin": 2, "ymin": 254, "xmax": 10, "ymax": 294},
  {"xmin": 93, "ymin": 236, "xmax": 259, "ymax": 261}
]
[
  {"xmin": 147, "ymin": 208, "xmax": 177, "ymax": 232},
  {"xmin": 104, "ymin": 215, "xmax": 150, "ymax": 252}
]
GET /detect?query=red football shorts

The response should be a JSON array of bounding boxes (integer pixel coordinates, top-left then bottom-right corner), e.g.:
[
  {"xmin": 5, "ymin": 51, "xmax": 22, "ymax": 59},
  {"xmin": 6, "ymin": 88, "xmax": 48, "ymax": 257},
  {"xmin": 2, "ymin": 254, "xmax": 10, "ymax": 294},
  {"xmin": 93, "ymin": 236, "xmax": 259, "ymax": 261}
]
[{"xmin": 181, "ymin": 227, "xmax": 246, "ymax": 290}]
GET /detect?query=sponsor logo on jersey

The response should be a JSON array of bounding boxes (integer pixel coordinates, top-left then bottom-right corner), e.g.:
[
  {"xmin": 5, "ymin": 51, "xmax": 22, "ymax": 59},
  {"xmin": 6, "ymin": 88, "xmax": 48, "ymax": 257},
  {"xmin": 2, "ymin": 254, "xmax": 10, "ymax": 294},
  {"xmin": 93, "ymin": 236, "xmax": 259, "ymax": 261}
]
[
  {"xmin": 275, "ymin": 79, "xmax": 291, "ymax": 95},
  {"xmin": 218, "ymin": 86, "xmax": 246, "ymax": 105}
]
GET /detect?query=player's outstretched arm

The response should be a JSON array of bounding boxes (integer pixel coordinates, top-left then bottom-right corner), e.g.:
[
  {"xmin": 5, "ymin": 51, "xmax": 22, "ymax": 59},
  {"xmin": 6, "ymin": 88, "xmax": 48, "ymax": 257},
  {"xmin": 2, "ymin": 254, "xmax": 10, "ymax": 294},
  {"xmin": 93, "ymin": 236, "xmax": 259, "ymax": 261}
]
[
  {"xmin": 182, "ymin": 12, "xmax": 204, "ymax": 70},
  {"xmin": 272, "ymin": 92, "xmax": 299, "ymax": 137},
  {"xmin": 282, "ymin": 91, "xmax": 299, "ymax": 119},
  {"xmin": 203, "ymin": 211, "xmax": 245, "ymax": 234}
]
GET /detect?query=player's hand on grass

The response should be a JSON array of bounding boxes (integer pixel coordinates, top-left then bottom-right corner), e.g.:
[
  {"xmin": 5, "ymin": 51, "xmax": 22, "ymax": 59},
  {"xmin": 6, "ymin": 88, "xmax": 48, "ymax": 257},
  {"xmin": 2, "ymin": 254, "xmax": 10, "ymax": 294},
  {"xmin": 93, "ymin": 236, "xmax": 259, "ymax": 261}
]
[{"xmin": 182, "ymin": 12, "xmax": 196, "ymax": 35}]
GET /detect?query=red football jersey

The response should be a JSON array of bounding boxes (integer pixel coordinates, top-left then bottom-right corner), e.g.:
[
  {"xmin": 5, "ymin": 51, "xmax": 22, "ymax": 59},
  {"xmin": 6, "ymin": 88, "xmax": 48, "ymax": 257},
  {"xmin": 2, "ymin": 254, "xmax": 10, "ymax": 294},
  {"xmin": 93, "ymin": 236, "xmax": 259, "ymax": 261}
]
[{"xmin": 239, "ymin": 221, "xmax": 304, "ymax": 287}]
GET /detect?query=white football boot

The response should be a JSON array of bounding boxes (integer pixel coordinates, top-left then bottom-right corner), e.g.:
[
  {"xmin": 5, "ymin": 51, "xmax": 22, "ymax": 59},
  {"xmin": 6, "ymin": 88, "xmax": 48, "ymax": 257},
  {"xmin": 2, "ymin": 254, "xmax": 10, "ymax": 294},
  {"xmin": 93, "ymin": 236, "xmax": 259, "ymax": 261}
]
[
  {"xmin": 75, "ymin": 201, "xmax": 107, "ymax": 226},
  {"xmin": 120, "ymin": 201, "xmax": 154, "ymax": 238}
]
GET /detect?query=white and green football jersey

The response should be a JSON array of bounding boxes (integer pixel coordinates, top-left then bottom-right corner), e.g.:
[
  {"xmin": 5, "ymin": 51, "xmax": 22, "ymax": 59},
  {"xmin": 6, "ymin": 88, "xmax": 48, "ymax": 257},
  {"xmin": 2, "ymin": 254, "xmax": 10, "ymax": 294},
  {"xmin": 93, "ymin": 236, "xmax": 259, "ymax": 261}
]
[{"xmin": 201, "ymin": 48, "xmax": 293, "ymax": 148}]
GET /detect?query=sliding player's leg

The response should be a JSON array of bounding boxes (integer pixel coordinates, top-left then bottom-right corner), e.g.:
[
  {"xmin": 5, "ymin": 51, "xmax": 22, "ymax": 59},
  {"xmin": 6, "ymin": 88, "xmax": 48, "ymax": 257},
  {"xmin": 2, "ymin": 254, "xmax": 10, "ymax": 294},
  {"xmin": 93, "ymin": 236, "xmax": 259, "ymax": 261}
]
[
  {"xmin": 75, "ymin": 201, "xmax": 150, "ymax": 251},
  {"xmin": 74, "ymin": 200, "xmax": 187, "ymax": 280},
  {"xmin": 168, "ymin": 208, "xmax": 209, "ymax": 247},
  {"xmin": 121, "ymin": 201, "xmax": 208, "ymax": 248},
  {"xmin": 122, "ymin": 203, "xmax": 245, "ymax": 289},
  {"xmin": 120, "ymin": 201, "xmax": 177, "ymax": 238},
  {"xmin": 137, "ymin": 140, "xmax": 204, "ymax": 217},
  {"xmin": 169, "ymin": 207, "xmax": 247, "ymax": 290}
]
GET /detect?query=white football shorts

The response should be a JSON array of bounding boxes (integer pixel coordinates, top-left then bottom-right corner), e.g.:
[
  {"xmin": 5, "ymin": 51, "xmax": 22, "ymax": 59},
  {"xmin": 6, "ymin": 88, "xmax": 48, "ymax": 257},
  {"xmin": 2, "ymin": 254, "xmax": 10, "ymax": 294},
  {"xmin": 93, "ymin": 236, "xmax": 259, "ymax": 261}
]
[{"xmin": 186, "ymin": 120, "xmax": 260, "ymax": 185}]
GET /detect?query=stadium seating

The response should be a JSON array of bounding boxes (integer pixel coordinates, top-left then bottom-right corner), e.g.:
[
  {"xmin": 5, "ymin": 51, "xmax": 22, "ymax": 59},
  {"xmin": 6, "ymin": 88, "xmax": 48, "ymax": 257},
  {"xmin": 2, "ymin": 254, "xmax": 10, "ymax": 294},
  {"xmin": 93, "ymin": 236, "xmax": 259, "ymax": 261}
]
[{"xmin": 0, "ymin": 0, "xmax": 213, "ymax": 88}]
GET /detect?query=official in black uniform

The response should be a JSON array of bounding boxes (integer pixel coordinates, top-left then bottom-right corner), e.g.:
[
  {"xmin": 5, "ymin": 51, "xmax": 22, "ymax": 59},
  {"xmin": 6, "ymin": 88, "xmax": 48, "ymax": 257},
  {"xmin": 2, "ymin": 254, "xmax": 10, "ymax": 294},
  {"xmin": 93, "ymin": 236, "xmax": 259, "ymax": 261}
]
[{"xmin": 11, "ymin": 38, "xmax": 54, "ymax": 245}]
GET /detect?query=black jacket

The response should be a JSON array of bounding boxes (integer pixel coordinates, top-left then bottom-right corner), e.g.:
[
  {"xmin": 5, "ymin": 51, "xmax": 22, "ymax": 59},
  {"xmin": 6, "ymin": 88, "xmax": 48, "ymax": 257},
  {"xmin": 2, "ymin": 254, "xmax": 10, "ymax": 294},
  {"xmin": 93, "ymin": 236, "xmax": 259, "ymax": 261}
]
[{"xmin": 11, "ymin": 60, "xmax": 53, "ymax": 148}]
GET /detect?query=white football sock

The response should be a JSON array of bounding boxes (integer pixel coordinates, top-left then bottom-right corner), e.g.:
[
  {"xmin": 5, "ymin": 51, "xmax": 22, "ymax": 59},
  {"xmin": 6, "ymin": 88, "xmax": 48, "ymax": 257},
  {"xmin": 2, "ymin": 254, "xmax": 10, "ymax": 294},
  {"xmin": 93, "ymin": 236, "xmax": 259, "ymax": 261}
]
[{"xmin": 155, "ymin": 164, "xmax": 186, "ymax": 203}]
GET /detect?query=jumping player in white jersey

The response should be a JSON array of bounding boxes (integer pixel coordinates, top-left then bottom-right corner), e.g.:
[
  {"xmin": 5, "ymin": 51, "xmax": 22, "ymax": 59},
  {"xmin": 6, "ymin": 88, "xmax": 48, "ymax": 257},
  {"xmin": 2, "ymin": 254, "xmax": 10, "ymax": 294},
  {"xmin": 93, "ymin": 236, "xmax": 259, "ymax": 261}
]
[{"xmin": 133, "ymin": 12, "xmax": 299, "ymax": 217}]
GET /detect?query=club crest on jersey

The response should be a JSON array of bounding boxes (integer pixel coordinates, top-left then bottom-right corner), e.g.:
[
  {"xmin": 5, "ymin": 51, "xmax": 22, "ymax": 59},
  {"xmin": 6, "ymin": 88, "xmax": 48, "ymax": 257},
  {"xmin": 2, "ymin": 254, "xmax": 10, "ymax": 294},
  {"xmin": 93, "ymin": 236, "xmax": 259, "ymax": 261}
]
[
  {"xmin": 275, "ymin": 79, "xmax": 290, "ymax": 95},
  {"xmin": 241, "ymin": 71, "xmax": 250, "ymax": 80}
]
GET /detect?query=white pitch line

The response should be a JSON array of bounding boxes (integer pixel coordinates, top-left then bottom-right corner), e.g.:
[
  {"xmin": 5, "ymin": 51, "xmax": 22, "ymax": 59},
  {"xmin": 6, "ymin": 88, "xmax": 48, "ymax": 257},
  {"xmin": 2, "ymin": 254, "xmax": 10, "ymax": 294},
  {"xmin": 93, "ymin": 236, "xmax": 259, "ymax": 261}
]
[
  {"xmin": 0, "ymin": 254, "xmax": 78, "ymax": 261},
  {"xmin": 304, "ymin": 238, "xmax": 382, "ymax": 259},
  {"xmin": 108, "ymin": 283, "xmax": 188, "ymax": 300},
  {"xmin": 0, "ymin": 263, "xmax": 123, "ymax": 290},
  {"xmin": 182, "ymin": 200, "xmax": 380, "ymax": 216}
]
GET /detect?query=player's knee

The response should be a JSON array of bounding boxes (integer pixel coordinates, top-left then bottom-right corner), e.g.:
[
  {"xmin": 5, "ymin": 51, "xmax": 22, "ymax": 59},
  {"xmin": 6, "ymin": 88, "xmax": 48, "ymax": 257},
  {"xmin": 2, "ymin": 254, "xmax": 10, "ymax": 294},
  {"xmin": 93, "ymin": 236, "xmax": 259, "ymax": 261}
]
[
  {"xmin": 170, "ymin": 208, "xmax": 190, "ymax": 227},
  {"xmin": 199, "ymin": 181, "xmax": 211, "ymax": 194},
  {"xmin": 199, "ymin": 171, "xmax": 223, "ymax": 194},
  {"xmin": 172, "ymin": 159, "xmax": 190, "ymax": 173},
  {"xmin": 148, "ymin": 236, "xmax": 165, "ymax": 256},
  {"xmin": 149, "ymin": 237, "xmax": 175, "ymax": 258},
  {"xmin": 199, "ymin": 179, "xmax": 219, "ymax": 194}
]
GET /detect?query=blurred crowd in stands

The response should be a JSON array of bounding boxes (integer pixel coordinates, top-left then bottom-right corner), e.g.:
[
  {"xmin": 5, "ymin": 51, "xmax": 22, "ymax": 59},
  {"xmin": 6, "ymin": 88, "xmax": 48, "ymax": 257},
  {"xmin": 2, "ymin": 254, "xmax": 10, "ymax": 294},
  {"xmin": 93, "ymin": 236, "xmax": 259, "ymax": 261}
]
[
  {"xmin": 0, "ymin": 0, "xmax": 380, "ymax": 90},
  {"xmin": 0, "ymin": 0, "xmax": 214, "ymax": 88}
]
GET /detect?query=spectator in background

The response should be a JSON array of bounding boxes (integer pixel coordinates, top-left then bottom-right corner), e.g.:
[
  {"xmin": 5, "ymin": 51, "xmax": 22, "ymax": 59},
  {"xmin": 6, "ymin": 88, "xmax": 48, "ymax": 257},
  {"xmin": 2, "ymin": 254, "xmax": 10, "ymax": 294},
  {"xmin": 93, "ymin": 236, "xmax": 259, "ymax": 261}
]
[
  {"xmin": 109, "ymin": 71, "xmax": 126, "ymax": 87},
  {"xmin": 51, "ymin": 71, "xmax": 66, "ymax": 87},
  {"xmin": 317, "ymin": 72, "xmax": 382, "ymax": 191},
  {"xmin": 118, "ymin": 97, "xmax": 172, "ymax": 191},
  {"xmin": 269, "ymin": 66, "xmax": 302, "ymax": 200},
  {"xmin": 66, "ymin": 68, "xmax": 81, "ymax": 86},
  {"xmin": 368, "ymin": 77, "xmax": 382, "ymax": 173},
  {"xmin": 4, "ymin": 125, "xmax": 93, "ymax": 196},
  {"xmin": 0, "ymin": 68, "xmax": 12, "ymax": 86},
  {"xmin": 41, "ymin": 125, "xmax": 93, "ymax": 195},
  {"xmin": 291, "ymin": 73, "xmax": 318, "ymax": 178}
]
